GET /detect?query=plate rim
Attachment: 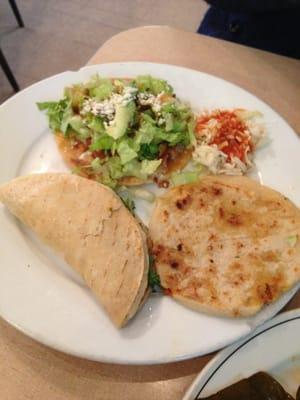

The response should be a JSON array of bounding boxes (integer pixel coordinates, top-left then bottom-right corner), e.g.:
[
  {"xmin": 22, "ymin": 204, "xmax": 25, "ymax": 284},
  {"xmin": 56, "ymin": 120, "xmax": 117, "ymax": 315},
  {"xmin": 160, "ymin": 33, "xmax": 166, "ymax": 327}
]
[
  {"xmin": 0, "ymin": 61, "xmax": 299, "ymax": 365},
  {"xmin": 183, "ymin": 307, "xmax": 300, "ymax": 399}
]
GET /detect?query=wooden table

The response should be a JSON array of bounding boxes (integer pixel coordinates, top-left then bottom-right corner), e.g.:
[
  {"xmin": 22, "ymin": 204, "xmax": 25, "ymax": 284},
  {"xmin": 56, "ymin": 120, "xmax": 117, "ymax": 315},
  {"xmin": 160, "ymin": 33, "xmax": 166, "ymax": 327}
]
[{"xmin": 1, "ymin": 26, "xmax": 300, "ymax": 400}]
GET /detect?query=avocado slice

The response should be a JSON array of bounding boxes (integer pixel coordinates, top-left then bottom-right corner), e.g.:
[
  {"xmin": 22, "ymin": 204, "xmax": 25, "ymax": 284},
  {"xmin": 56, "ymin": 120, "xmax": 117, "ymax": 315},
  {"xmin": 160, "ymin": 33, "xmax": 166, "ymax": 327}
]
[{"xmin": 107, "ymin": 101, "xmax": 136, "ymax": 140}]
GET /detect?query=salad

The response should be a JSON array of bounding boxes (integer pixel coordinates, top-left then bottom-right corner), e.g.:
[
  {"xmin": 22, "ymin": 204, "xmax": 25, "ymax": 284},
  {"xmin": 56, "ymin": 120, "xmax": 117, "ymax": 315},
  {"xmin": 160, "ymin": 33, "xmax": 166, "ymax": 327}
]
[
  {"xmin": 37, "ymin": 75, "xmax": 195, "ymax": 188},
  {"xmin": 193, "ymin": 109, "xmax": 266, "ymax": 175}
]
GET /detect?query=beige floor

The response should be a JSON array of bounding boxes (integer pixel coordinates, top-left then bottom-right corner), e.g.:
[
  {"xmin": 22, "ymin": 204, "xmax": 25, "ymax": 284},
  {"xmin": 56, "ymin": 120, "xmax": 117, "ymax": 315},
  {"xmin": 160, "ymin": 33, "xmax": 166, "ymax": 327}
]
[{"xmin": 0, "ymin": 0, "xmax": 208, "ymax": 103}]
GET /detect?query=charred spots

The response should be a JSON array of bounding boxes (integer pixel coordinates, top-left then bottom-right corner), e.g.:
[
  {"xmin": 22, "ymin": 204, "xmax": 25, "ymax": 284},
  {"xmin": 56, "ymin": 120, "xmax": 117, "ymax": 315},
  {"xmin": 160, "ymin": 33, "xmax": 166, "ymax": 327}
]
[
  {"xmin": 211, "ymin": 186, "xmax": 223, "ymax": 196},
  {"xmin": 170, "ymin": 260, "xmax": 179, "ymax": 269},
  {"xmin": 177, "ymin": 243, "xmax": 183, "ymax": 251},
  {"xmin": 227, "ymin": 213, "xmax": 242, "ymax": 226},
  {"xmin": 175, "ymin": 194, "xmax": 192, "ymax": 210}
]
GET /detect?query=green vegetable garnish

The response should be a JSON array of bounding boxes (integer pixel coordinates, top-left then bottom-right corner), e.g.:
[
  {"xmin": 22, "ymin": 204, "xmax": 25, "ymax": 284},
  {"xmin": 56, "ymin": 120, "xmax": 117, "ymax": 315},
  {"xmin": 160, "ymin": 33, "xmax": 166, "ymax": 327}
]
[
  {"xmin": 85, "ymin": 75, "xmax": 115, "ymax": 100},
  {"xmin": 64, "ymin": 84, "xmax": 87, "ymax": 109},
  {"xmin": 134, "ymin": 75, "xmax": 173, "ymax": 95},
  {"xmin": 37, "ymin": 99, "xmax": 69, "ymax": 131},
  {"xmin": 90, "ymin": 135, "xmax": 114, "ymax": 151},
  {"xmin": 148, "ymin": 255, "xmax": 161, "ymax": 291},
  {"xmin": 117, "ymin": 140, "xmax": 138, "ymax": 164},
  {"xmin": 37, "ymin": 74, "xmax": 196, "ymax": 188},
  {"xmin": 118, "ymin": 191, "xmax": 136, "ymax": 214},
  {"xmin": 139, "ymin": 143, "xmax": 159, "ymax": 160},
  {"xmin": 171, "ymin": 171, "xmax": 199, "ymax": 186}
]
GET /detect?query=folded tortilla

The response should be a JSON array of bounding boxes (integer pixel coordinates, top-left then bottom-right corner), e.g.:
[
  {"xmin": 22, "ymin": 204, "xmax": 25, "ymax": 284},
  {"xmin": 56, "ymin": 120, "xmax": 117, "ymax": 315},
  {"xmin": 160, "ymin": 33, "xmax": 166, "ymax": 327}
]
[{"xmin": 0, "ymin": 173, "xmax": 149, "ymax": 327}]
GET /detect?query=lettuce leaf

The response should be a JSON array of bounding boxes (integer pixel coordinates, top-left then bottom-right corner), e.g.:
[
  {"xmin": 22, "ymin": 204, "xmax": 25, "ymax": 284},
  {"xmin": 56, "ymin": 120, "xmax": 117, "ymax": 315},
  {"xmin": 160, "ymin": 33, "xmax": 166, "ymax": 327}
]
[
  {"xmin": 64, "ymin": 84, "xmax": 87, "ymax": 109},
  {"xmin": 90, "ymin": 135, "xmax": 114, "ymax": 151},
  {"xmin": 122, "ymin": 158, "xmax": 162, "ymax": 179},
  {"xmin": 117, "ymin": 140, "xmax": 138, "ymax": 164},
  {"xmin": 68, "ymin": 115, "xmax": 91, "ymax": 140},
  {"xmin": 37, "ymin": 99, "xmax": 69, "ymax": 131},
  {"xmin": 171, "ymin": 171, "xmax": 199, "ymax": 186},
  {"xmin": 84, "ymin": 74, "xmax": 114, "ymax": 100},
  {"xmin": 140, "ymin": 159, "xmax": 162, "ymax": 175},
  {"xmin": 139, "ymin": 143, "xmax": 159, "ymax": 160},
  {"xmin": 134, "ymin": 75, "xmax": 173, "ymax": 95},
  {"xmin": 87, "ymin": 116, "xmax": 106, "ymax": 134}
]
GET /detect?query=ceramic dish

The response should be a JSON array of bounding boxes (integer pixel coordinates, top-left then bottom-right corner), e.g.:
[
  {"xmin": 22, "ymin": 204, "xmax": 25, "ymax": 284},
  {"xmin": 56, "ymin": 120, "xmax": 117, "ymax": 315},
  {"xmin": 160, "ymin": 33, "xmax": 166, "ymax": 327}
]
[
  {"xmin": 184, "ymin": 308, "xmax": 300, "ymax": 399},
  {"xmin": 0, "ymin": 62, "xmax": 299, "ymax": 364}
]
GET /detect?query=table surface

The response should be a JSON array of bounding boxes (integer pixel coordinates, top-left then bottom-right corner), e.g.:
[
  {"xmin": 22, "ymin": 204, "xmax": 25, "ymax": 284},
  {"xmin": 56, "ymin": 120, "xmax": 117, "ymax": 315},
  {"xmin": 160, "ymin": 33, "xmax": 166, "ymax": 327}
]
[{"xmin": 1, "ymin": 26, "xmax": 300, "ymax": 400}]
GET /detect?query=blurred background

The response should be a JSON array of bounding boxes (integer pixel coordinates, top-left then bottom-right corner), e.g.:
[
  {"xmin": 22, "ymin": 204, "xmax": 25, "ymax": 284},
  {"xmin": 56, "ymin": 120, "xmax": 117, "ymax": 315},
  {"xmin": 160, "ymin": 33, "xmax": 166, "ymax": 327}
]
[{"xmin": 0, "ymin": 0, "xmax": 208, "ymax": 103}]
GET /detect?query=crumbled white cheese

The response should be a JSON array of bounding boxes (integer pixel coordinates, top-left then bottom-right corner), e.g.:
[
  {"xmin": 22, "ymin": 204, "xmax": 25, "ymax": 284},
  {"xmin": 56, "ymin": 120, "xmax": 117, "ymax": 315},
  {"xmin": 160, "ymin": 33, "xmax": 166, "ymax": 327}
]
[
  {"xmin": 81, "ymin": 99, "xmax": 92, "ymax": 115},
  {"xmin": 92, "ymin": 100, "xmax": 115, "ymax": 119},
  {"xmin": 81, "ymin": 86, "xmax": 138, "ymax": 120},
  {"xmin": 137, "ymin": 92, "xmax": 164, "ymax": 113},
  {"xmin": 121, "ymin": 86, "xmax": 138, "ymax": 106}
]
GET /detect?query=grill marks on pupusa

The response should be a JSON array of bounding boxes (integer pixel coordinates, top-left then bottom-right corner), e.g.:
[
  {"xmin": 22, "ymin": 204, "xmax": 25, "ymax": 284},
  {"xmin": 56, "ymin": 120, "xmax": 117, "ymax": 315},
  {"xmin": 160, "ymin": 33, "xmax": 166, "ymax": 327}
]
[{"xmin": 149, "ymin": 176, "xmax": 300, "ymax": 317}]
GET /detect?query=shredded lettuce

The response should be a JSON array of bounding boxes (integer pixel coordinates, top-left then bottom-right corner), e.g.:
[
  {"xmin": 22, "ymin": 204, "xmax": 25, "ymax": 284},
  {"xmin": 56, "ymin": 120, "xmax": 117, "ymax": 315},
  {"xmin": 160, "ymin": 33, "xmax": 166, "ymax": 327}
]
[
  {"xmin": 134, "ymin": 75, "xmax": 173, "ymax": 95},
  {"xmin": 37, "ymin": 99, "xmax": 69, "ymax": 131},
  {"xmin": 140, "ymin": 159, "xmax": 162, "ymax": 175},
  {"xmin": 60, "ymin": 104, "xmax": 74, "ymax": 135},
  {"xmin": 122, "ymin": 159, "xmax": 143, "ymax": 179},
  {"xmin": 90, "ymin": 157, "xmax": 102, "ymax": 172},
  {"xmin": 188, "ymin": 120, "xmax": 196, "ymax": 146},
  {"xmin": 171, "ymin": 171, "xmax": 199, "ymax": 186},
  {"xmin": 38, "ymin": 74, "xmax": 195, "ymax": 187},
  {"xmin": 90, "ymin": 156, "xmax": 123, "ymax": 188},
  {"xmin": 117, "ymin": 140, "xmax": 138, "ymax": 164},
  {"xmin": 139, "ymin": 143, "xmax": 159, "ymax": 160},
  {"xmin": 148, "ymin": 255, "xmax": 161, "ymax": 291},
  {"xmin": 84, "ymin": 75, "xmax": 115, "ymax": 100},
  {"xmin": 122, "ymin": 159, "xmax": 161, "ymax": 179},
  {"xmin": 68, "ymin": 115, "xmax": 91, "ymax": 139},
  {"xmin": 89, "ymin": 135, "xmax": 114, "ymax": 151},
  {"xmin": 135, "ymin": 119, "xmax": 156, "ymax": 144},
  {"xmin": 106, "ymin": 156, "xmax": 123, "ymax": 180},
  {"xmin": 87, "ymin": 116, "xmax": 105, "ymax": 134},
  {"xmin": 64, "ymin": 84, "xmax": 86, "ymax": 109}
]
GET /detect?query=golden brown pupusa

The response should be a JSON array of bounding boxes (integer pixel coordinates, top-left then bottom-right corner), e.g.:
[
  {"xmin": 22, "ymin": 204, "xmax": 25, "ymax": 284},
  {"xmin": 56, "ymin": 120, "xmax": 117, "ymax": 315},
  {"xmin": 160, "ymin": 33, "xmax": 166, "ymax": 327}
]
[{"xmin": 149, "ymin": 175, "xmax": 300, "ymax": 317}]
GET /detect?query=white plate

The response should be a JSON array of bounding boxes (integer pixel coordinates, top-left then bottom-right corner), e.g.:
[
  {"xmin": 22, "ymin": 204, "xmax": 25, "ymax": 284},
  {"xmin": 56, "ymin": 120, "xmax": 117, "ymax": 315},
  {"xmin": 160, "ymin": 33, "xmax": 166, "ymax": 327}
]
[
  {"xmin": 184, "ymin": 308, "xmax": 300, "ymax": 399},
  {"xmin": 0, "ymin": 62, "xmax": 300, "ymax": 365}
]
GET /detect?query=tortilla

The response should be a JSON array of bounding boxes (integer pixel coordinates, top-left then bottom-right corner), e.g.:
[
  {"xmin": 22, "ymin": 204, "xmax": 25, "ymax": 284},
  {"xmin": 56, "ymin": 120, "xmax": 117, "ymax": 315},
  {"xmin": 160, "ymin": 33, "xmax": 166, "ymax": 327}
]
[
  {"xmin": 149, "ymin": 175, "xmax": 300, "ymax": 317},
  {"xmin": 0, "ymin": 173, "xmax": 149, "ymax": 327}
]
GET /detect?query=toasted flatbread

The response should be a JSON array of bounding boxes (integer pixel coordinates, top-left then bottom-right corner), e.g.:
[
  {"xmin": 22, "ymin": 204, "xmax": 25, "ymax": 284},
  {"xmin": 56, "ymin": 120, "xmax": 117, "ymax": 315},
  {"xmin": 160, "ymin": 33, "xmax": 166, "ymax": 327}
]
[
  {"xmin": 0, "ymin": 173, "xmax": 149, "ymax": 327},
  {"xmin": 149, "ymin": 176, "xmax": 300, "ymax": 317}
]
